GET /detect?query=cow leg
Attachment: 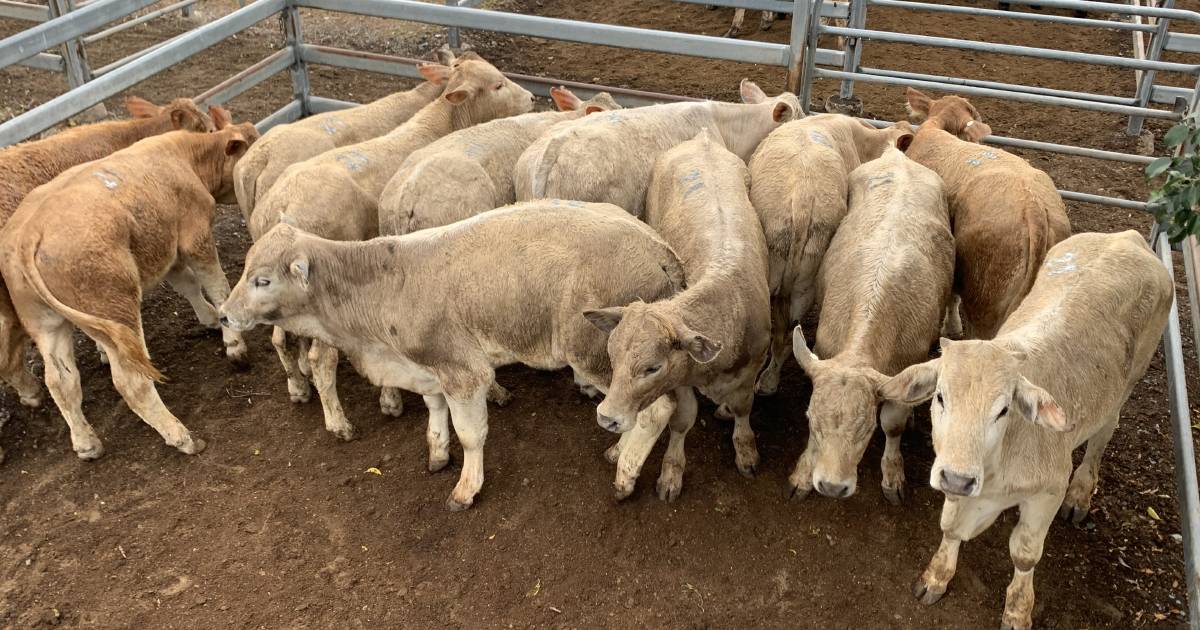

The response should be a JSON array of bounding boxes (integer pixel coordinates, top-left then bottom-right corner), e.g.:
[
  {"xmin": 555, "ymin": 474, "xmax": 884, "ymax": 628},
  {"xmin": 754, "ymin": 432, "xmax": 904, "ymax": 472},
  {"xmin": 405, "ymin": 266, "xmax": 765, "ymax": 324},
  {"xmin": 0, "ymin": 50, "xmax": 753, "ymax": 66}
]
[
  {"xmin": 95, "ymin": 341, "xmax": 110, "ymax": 365},
  {"xmin": 731, "ymin": 404, "xmax": 759, "ymax": 477},
  {"xmin": 724, "ymin": 8, "xmax": 745, "ymax": 37},
  {"xmin": 941, "ymin": 293, "xmax": 963, "ymax": 339},
  {"xmin": 379, "ymin": 386, "xmax": 404, "ymax": 418},
  {"xmin": 445, "ymin": 386, "xmax": 490, "ymax": 510},
  {"xmin": 184, "ymin": 255, "xmax": 248, "ymax": 367},
  {"xmin": 271, "ymin": 327, "xmax": 311, "ymax": 404},
  {"xmin": 487, "ymin": 381, "xmax": 512, "ymax": 406},
  {"xmin": 1003, "ymin": 493, "xmax": 1060, "ymax": 630},
  {"xmin": 880, "ymin": 401, "xmax": 912, "ymax": 505},
  {"xmin": 573, "ymin": 368, "xmax": 600, "ymax": 399},
  {"xmin": 425, "ymin": 393, "xmax": 451, "ymax": 472},
  {"xmin": 1059, "ymin": 414, "xmax": 1118, "ymax": 524},
  {"xmin": 297, "ymin": 336, "xmax": 312, "ymax": 378},
  {"xmin": 0, "ymin": 322, "xmax": 39, "ymax": 407},
  {"xmin": 914, "ymin": 497, "xmax": 1005, "ymax": 605},
  {"xmin": 105, "ymin": 336, "xmax": 204, "ymax": 455},
  {"xmin": 613, "ymin": 395, "xmax": 676, "ymax": 500},
  {"xmin": 755, "ymin": 296, "xmax": 790, "ymax": 395},
  {"xmin": 28, "ymin": 315, "xmax": 102, "ymax": 459},
  {"xmin": 605, "ymin": 430, "xmax": 632, "ymax": 464},
  {"xmin": 759, "ymin": 10, "xmax": 775, "ymax": 30},
  {"xmin": 656, "ymin": 386, "xmax": 697, "ymax": 502},
  {"xmin": 788, "ymin": 445, "xmax": 816, "ymax": 500},
  {"xmin": 308, "ymin": 340, "xmax": 355, "ymax": 441},
  {"xmin": 166, "ymin": 266, "xmax": 219, "ymax": 328}
]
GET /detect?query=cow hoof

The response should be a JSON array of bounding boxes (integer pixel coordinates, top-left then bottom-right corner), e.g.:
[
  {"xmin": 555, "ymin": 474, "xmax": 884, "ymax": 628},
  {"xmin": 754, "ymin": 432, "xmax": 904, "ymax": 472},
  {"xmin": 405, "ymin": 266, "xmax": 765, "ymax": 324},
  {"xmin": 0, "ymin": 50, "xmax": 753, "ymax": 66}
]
[
  {"xmin": 913, "ymin": 578, "xmax": 946, "ymax": 606},
  {"xmin": 1000, "ymin": 618, "xmax": 1032, "ymax": 630},
  {"xmin": 380, "ymin": 396, "xmax": 404, "ymax": 418},
  {"xmin": 738, "ymin": 462, "xmax": 757, "ymax": 478},
  {"xmin": 754, "ymin": 379, "xmax": 778, "ymax": 396},
  {"xmin": 177, "ymin": 437, "xmax": 206, "ymax": 455},
  {"xmin": 883, "ymin": 482, "xmax": 907, "ymax": 506},
  {"xmin": 487, "ymin": 383, "xmax": 513, "ymax": 407},
  {"xmin": 603, "ymin": 440, "xmax": 622, "ymax": 464},
  {"xmin": 787, "ymin": 482, "xmax": 811, "ymax": 502},
  {"xmin": 289, "ymin": 390, "xmax": 311, "ymax": 404},
  {"xmin": 715, "ymin": 404, "xmax": 733, "ymax": 420},
  {"xmin": 722, "ymin": 26, "xmax": 739, "ymax": 38},
  {"xmin": 1058, "ymin": 502, "xmax": 1089, "ymax": 525},
  {"xmin": 428, "ymin": 455, "xmax": 450, "ymax": 473},
  {"xmin": 19, "ymin": 393, "xmax": 43, "ymax": 408},
  {"xmin": 75, "ymin": 443, "xmax": 105, "ymax": 460},
  {"xmin": 445, "ymin": 495, "xmax": 474, "ymax": 511},
  {"xmin": 578, "ymin": 384, "xmax": 601, "ymax": 399},
  {"xmin": 288, "ymin": 380, "xmax": 311, "ymax": 404},
  {"xmin": 613, "ymin": 480, "xmax": 635, "ymax": 501},
  {"xmin": 227, "ymin": 351, "xmax": 250, "ymax": 372},
  {"xmin": 330, "ymin": 425, "xmax": 357, "ymax": 442}
]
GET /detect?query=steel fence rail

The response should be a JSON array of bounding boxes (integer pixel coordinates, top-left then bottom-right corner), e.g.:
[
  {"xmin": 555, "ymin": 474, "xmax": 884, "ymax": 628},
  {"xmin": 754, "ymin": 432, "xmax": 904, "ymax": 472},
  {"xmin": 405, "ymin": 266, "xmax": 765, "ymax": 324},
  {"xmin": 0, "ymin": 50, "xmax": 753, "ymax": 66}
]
[
  {"xmin": 868, "ymin": 0, "xmax": 1158, "ymax": 32},
  {"xmin": 857, "ymin": 66, "xmax": 1139, "ymax": 106},
  {"xmin": 0, "ymin": 0, "xmax": 285, "ymax": 146},
  {"xmin": 255, "ymin": 98, "xmax": 301, "ymax": 133},
  {"xmin": 194, "ymin": 47, "xmax": 293, "ymax": 107},
  {"xmin": 82, "ymin": 0, "xmax": 200, "ymax": 44},
  {"xmin": 0, "ymin": 0, "xmax": 158, "ymax": 70},
  {"xmin": 0, "ymin": 0, "xmax": 48, "ymax": 22},
  {"xmin": 18, "ymin": 52, "xmax": 65, "ymax": 72}
]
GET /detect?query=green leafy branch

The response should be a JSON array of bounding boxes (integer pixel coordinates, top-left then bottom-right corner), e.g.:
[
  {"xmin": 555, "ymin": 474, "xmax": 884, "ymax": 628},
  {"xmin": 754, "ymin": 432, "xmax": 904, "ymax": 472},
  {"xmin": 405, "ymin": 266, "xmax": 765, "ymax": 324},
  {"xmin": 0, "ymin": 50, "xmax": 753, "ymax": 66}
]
[{"xmin": 1147, "ymin": 110, "xmax": 1200, "ymax": 244}]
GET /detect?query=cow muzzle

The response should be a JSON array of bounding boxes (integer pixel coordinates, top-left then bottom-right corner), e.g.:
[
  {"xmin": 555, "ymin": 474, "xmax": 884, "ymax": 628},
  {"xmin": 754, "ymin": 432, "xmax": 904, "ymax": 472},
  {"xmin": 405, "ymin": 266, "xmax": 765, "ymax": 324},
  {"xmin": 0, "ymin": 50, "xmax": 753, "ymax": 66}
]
[{"xmin": 936, "ymin": 468, "xmax": 980, "ymax": 497}]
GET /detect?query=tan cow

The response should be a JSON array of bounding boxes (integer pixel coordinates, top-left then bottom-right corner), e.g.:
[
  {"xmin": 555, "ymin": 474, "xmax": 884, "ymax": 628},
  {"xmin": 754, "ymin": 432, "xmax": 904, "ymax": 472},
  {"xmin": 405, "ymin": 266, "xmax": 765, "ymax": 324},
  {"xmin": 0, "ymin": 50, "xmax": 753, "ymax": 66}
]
[
  {"xmin": 251, "ymin": 54, "xmax": 534, "ymax": 441},
  {"xmin": 902, "ymin": 88, "xmax": 1071, "ymax": 339},
  {"xmin": 790, "ymin": 144, "xmax": 953, "ymax": 504},
  {"xmin": 0, "ymin": 117, "xmax": 259, "ymax": 460},
  {"xmin": 585, "ymin": 128, "xmax": 769, "ymax": 501},
  {"xmin": 0, "ymin": 97, "xmax": 218, "ymax": 410},
  {"xmin": 879, "ymin": 231, "xmax": 1172, "ymax": 630},
  {"xmin": 220, "ymin": 201, "xmax": 685, "ymax": 510},
  {"xmin": 514, "ymin": 79, "xmax": 798, "ymax": 218},
  {"xmin": 233, "ymin": 78, "xmax": 443, "ymax": 221},
  {"xmin": 377, "ymin": 87, "xmax": 619, "ymax": 235},
  {"xmin": 750, "ymin": 114, "xmax": 914, "ymax": 396}
]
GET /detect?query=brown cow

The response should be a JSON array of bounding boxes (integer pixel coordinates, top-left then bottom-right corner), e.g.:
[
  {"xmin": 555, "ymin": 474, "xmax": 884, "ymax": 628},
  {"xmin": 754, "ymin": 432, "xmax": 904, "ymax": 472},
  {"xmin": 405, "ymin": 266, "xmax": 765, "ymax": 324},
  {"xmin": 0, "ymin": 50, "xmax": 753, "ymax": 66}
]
[
  {"xmin": 901, "ymin": 88, "xmax": 1071, "ymax": 339},
  {"xmin": 0, "ymin": 97, "xmax": 218, "ymax": 410},
  {"xmin": 0, "ymin": 115, "xmax": 258, "ymax": 461}
]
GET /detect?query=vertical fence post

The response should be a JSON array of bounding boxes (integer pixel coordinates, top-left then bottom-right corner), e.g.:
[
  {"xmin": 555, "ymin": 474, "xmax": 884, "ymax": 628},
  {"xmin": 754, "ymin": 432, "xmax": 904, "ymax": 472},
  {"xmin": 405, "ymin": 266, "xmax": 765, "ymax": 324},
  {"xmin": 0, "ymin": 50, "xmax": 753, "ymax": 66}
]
[
  {"xmin": 283, "ymin": 1, "xmax": 311, "ymax": 117},
  {"xmin": 787, "ymin": 0, "xmax": 813, "ymax": 99},
  {"xmin": 47, "ymin": 0, "xmax": 106, "ymax": 121},
  {"xmin": 837, "ymin": 0, "xmax": 864, "ymax": 100},
  {"xmin": 1128, "ymin": 0, "xmax": 1175, "ymax": 136},
  {"xmin": 446, "ymin": 0, "xmax": 461, "ymax": 49}
]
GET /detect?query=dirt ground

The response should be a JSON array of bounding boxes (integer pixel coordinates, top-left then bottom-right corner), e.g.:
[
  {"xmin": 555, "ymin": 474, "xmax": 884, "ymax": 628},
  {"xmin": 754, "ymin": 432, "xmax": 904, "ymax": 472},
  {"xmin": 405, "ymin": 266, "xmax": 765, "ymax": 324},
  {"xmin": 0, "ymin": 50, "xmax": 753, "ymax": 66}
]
[{"xmin": 1, "ymin": 1, "xmax": 1199, "ymax": 628}]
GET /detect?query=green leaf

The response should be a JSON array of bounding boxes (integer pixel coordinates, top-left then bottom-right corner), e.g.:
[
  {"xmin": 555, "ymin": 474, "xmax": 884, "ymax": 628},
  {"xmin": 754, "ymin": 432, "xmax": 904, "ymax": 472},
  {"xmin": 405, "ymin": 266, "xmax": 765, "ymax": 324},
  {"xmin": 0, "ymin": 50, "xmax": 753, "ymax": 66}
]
[
  {"xmin": 1147, "ymin": 156, "xmax": 1173, "ymax": 178},
  {"xmin": 1166, "ymin": 123, "xmax": 1190, "ymax": 148}
]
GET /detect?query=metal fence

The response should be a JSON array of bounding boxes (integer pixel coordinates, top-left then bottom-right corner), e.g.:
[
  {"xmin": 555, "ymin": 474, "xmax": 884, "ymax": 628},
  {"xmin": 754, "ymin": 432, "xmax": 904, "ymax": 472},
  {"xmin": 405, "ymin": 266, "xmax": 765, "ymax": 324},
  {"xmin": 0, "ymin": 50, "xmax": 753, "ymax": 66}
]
[{"xmin": 0, "ymin": 0, "xmax": 1196, "ymax": 626}]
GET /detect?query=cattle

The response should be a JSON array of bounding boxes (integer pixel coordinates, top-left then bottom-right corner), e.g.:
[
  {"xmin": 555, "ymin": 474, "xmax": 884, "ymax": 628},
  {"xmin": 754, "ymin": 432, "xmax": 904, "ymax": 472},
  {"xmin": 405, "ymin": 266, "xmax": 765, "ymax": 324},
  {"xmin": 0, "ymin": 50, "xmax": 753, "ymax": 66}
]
[
  {"xmin": 378, "ymin": 87, "xmax": 619, "ymax": 235},
  {"xmin": 251, "ymin": 54, "xmax": 534, "ymax": 441},
  {"xmin": 514, "ymin": 79, "xmax": 799, "ymax": 218},
  {"xmin": 219, "ymin": 201, "xmax": 686, "ymax": 510},
  {"xmin": 584, "ymin": 128, "xmax": 769, "ymax": 501},
  {"xmin": 790, "ymin": 143, "xmax": 954, "ymax": 504},
  {"xmin": 901, "ymin": 88, "xmax": 1071, "ymax": 339},
  {"xmin": 0, "ymin": 97, "xmax": 218, "ymax": 412},
  {"xmin": 720, "ymin": 8, "xmax": 780, "ymax": 38},
  {"xmin": 750, "ymin": 114, "xmax": 915, "ymax": 396},
  {"xmin": 879, "ymin": 231, "xmax": 1172, "ymax": 630},
  {"xmin": 0, "ymin": 116, "xmax": 259, "ymax": 461},
  {"xmin": 233, "ymin": 76, "xmax": 443, "ymax": 221}
]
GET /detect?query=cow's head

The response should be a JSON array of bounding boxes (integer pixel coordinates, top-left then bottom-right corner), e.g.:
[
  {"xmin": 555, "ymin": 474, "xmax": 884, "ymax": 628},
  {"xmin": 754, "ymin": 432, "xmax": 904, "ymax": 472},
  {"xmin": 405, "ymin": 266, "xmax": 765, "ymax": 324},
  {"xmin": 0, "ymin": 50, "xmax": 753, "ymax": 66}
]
[
  {"xmin": 212, "ymin": 122, "xmax": 259, "ymax": 205},
  {"xmin": 792, "ymin": 326, "xmax": 885, "ymax": 498},
  {"xmin": 156, "ymin": 97, "xmax": 218, "ymax": 132},
  {"xmin": 423, "ymin": 53, "xmax": 534, "ymax": 129},
  {"xmin": 221, "ymin": 223, "xmax": 318, "ymax": 333},
  {"xmin": 879, "ymin": 339, "xmax": 1072, "ymax": 498},
  {"xmin": 904, "ymin": 88, "xmax": 991, "ymax": 142},
  {"xmin": 584, "ymin": 302, "xmax": 720, "ymax": 432},
  {"xmin": 851, "ymin": 118, "xmax": 915, "ymax": 161},
  {"xmin": 732, "ymin": 78, "xmax": 801, "ymax": 160}
]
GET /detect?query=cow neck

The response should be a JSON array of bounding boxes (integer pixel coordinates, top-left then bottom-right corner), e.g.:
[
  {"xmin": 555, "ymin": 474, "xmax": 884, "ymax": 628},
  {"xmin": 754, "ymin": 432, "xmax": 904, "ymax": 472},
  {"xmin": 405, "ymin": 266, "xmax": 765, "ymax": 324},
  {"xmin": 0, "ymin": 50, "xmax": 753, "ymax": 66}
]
[
  {"xmin": 375, "ymin": 81, "xmax": 443, "ymax": 124},
  {"xmin": 308, "ymin": 237, "xmax": 409, "ymax": 339},
  {"xmin": 180, "ymin": 133, "xmax": 230, "ymax": 198},
  {"xmin": 708, "ymin": 101, "xmax": 767, "ymax": 161},
  {"xmin": 31, "ymin": 114, "xmax": 176, "ymax": 174},
  {"xmin": 378, "ymin": 97, "xmax": 457, "ymax": 149}
]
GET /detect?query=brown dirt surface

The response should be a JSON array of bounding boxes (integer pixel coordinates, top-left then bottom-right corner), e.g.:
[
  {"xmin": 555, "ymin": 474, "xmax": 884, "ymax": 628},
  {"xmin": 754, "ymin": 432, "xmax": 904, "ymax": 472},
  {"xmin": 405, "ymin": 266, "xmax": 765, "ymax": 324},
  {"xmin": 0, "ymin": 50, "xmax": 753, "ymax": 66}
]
[{"xmin": 1, "ymin": 1, "xmax": 1199, "ymax": 628}]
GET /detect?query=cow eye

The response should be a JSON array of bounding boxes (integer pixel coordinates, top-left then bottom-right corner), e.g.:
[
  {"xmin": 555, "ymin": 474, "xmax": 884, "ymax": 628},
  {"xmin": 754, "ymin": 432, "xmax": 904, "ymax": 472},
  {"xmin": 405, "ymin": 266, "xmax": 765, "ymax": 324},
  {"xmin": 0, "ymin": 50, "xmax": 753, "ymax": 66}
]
[
  {"xmin": 997, "ymin": 406, "xmax": 1009, "ymax": 420},
  {"xmin": 253, "ymin": 277, "xmax": 271, "ymax": 288},
  {"xmin": 493, "ymin": 82, "xmax": 504, "ymax": 91},
  {"xmin": 641, "ymin": 364, "xmax": 662, "ymax": 377}
]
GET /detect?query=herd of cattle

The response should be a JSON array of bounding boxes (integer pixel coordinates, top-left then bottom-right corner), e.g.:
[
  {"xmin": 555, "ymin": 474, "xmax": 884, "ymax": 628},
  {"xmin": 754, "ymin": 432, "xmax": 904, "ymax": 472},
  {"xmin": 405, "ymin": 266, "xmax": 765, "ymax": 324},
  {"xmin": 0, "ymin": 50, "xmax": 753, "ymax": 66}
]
[{"xmin": 0, "ymin": 50, "xmax": 1176, "ymax": 629}]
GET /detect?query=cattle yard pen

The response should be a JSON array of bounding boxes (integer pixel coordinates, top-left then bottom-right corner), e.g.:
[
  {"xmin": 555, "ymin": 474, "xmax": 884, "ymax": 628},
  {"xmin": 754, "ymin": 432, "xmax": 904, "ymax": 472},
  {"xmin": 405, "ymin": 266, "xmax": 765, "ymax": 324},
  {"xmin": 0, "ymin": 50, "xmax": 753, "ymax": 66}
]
[{"xmin": 0, "ymin": 0, "xmax": 1197, "ymax": 625}]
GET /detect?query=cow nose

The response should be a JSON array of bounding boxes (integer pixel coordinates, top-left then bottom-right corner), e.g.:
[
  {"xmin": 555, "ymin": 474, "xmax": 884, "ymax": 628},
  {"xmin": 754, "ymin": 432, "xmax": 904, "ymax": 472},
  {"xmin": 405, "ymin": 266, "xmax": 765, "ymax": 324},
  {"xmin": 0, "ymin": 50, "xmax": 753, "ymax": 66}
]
[
  {"xmin": 218, "ymin": 315, "xmax": 230, "ymax": 327},
  {"xmin": 815, "ymin": 480, "xmax": 851, "ymax": 499},
  {"xmin": 939, "ymin": 469, "xmax": 978, "ymax": 496},
  {"xmin": 596, "ymin": 412, "xmax": 621, "ymax": 433}
]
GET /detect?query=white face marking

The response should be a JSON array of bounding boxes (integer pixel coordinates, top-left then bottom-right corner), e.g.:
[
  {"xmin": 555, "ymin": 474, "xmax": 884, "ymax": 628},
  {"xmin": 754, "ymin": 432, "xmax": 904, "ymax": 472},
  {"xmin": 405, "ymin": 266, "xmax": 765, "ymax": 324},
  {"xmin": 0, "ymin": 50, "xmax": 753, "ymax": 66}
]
[{"xmin": 1044, "ymin": 251, "xmax": 1077, "ymax": 276}]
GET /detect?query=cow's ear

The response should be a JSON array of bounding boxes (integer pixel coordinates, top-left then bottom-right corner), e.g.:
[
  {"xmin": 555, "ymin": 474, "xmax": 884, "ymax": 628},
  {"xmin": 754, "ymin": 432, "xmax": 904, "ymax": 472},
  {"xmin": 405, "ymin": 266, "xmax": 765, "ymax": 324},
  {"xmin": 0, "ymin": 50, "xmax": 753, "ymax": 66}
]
[
  {"xmin": 550, "ymin": 86, "xmax": 581, "ymax": 111},
  {"xmin": 878, "ymin": 359, "xmax": 939, "ymax": 405},
  {"xmin": 417, "ymin": 63, "xmax": 451, "ymax": 85},
  {"xmin": 225, "ymin": 133, "xmax": 249, "ymax": 157},
  {"xmin": 680, "ymin": 330, "xmax": 722, "ymax": 364},
  {"xmin": 1013, "ymin": 376, "xmax": 1072, "ymax": 432},
  {"xmin": 125, "ymin": 96, "xmax": 159, "ymax": 118},
  {"xmin": 963, "ymin": 120, "xmax": 991, "ymax": 143},
  {"xmin": 209, "ymin": 105, "xmax": 232, "ymax": 130},
  {"xmin": 906, "ymin": 87, "xmax": 932, "ymax": 121},
  {"xmin": 895, "ymin": 132, "xmax": 914, "ymax": 152},
  {"xmin": 772, "ymin": 100, "xmax": 796, "ymax": 123},
  {"xmin": 584, "ymin": 307, "xmax": 625, "ymax": 333},
  {"xmin": 739, "ymin": 78, "xmax": 767, "ymax": 104},
  {"xmin": 444, "ymin": 88, "xmax": 472, "ymax": 105},
  {"xmin": 792, "ymin": 325, "xmax": 821, "ymax": 374},
  {"xmin": 290, "ymin": 256, "xmax": 310, "ymax": 287},
  {"xmin": 170, "ymin": 108, "xmax": 199, "ymax": 130}
]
